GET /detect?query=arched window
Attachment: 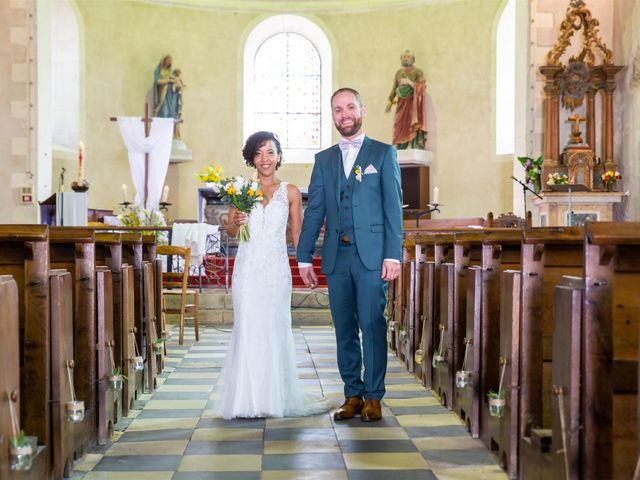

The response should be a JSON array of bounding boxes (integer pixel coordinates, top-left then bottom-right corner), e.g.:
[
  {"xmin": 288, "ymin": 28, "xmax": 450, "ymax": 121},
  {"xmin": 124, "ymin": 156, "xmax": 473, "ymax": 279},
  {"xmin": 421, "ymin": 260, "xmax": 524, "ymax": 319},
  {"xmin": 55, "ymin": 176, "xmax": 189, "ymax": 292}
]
[
  {"xmin": 496, "ymin": 0, "xmax": 516, "ymax": 155},
  {"xmin": 244, "ymin": 15, "xmax": 332, "ymax": 163}
]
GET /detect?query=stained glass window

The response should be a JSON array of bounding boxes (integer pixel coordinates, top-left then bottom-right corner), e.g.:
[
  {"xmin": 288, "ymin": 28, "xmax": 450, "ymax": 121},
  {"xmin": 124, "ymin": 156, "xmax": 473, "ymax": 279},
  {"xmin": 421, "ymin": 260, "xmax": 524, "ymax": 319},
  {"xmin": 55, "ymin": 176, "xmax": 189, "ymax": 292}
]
[{"xmin": 253, "ymin": 33, "xmax": 322, "ymax": 149}]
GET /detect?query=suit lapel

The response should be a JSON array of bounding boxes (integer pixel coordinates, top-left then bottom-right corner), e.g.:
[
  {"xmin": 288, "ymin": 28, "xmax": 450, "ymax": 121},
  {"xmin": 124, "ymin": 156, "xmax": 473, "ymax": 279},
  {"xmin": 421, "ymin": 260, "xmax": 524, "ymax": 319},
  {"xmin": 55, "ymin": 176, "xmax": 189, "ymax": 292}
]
[
  {"xmin": 330, "ymin": 145, "xmax": 342, "ymax": 207},
  {"xmin": 353, "ymin": 136, "xmax": 371, "ymax": 192}
]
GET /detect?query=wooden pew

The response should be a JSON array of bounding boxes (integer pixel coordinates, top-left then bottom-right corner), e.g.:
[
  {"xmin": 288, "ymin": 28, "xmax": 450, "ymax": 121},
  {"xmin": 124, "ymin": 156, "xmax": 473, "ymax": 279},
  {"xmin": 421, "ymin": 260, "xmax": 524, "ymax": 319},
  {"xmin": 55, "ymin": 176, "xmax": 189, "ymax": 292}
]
[
  {"xmin": 121, "ymin": 233, "xmax": 146, "ymax": 400},
  {"xmin": 413, "ymin": 233, "xmax": 437, "ymax": 388},
  {"xmin": 95, "ymin": 267, "xmax": 116, "ymax": 445},
  {"xmin": 550, "ymin": 275, "xmax": 584, "ymax": 480},
  {"xmin": 121, "ymin": 264, "xmax": 138, "ymax": 415},
  {"xmin": 0, "ymin": 226, "xmax": 52, "ymax": 477},
  {"xmin": 143, "ymin": 262, "xmax": 158, "ymax": 392},
  {"xmin": 0, "ymin": 275, "xmax": 46, "ymax": 479},
  {"xmin": 518, "ymin": 227, "xmax": 584, "ymax": 480},
  {"xmin": 396, "ymin": 238, "xmax": 417, "ymax": 372},
  {"xmin": 143, "ymin": 234, "xmax": 165, "ymax": 375},
  {"xmin": 479, "ymin": 229, "xmax": 521, "ymax": 453},
  {"xmin": 94, "ymin": 233, "xmax": 124, "ymax": 383},
  {"xmin": 580, "ymin": 222, "xmax": 640, "ymax": 479},
  {"xmin": 432, "ymin": 233, "xmax": 455, "ymax": 408},
  {"xmin": 49, "ymin": 227, "xmax": 96, "ymax": 455},
  {"xmin": 452, "ymin": 232, "xmax": 484, "ymax": 427},
  {"xmin": 49, "ymin": 269, "xmax": 76, "ymax": 479}
]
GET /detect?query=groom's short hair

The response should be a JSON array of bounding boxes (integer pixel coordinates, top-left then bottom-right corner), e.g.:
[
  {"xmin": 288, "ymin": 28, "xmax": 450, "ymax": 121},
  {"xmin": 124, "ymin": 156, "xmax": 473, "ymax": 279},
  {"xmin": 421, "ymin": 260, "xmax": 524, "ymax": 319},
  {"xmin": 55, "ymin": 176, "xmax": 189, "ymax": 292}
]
[{"xmin": 331, "ymin": 87, "xmax": 363, "ymax": 107}]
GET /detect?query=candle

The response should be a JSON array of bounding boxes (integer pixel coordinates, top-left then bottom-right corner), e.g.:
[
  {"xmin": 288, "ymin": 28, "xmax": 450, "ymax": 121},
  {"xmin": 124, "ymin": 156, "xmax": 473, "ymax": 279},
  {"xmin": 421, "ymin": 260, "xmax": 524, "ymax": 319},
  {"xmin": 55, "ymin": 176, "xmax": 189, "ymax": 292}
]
[
  {"xmin": 78, "ymin": 141, "xmax": 84, "ymax": 179},
  {"xmin": 433, "ymin": 186, "xmax": 439, "ymax": 205},
  {"xmin": 161, "ymin": 185, "xmax": 170, "ymax": 203},
  {"xmin": 121, "ymin": 184, "xmax": 128, "ymax": 203}
]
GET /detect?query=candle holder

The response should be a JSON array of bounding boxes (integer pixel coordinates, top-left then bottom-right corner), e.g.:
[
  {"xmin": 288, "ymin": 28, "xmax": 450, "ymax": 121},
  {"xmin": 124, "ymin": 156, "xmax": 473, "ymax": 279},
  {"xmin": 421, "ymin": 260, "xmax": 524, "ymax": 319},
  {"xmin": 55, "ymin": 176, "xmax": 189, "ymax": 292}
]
[
  {"xmin": 71, "ymin": 178, "xmax": 89, "ymax": 193},
  {"xmin": 403, "ymin": 203, "xmax": 442, "ymax": 228},
  {"xmin": 159, "ymin": 202, "xmax": 172, "ymax": 212},
  {"xmin": 118, "ymin": 201, "xmax": 132, "ymax": 210}
]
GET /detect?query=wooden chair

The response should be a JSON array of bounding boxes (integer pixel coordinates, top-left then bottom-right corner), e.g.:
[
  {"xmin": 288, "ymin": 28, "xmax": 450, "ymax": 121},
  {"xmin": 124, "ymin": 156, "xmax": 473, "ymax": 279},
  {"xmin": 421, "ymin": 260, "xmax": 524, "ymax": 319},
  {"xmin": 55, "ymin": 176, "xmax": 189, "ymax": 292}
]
[{"xmin": 156, "ymin": 245, "xmax": 200, "ymax": 345}]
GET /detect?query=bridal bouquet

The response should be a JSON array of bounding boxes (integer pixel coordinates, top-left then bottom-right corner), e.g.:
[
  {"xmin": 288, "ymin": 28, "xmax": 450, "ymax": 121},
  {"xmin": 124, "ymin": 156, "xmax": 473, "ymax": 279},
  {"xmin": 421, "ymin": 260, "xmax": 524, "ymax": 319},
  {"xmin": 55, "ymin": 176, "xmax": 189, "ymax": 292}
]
[{"xmin": 209, "ymin": 166, "xmax": 263, "ymax": 242}]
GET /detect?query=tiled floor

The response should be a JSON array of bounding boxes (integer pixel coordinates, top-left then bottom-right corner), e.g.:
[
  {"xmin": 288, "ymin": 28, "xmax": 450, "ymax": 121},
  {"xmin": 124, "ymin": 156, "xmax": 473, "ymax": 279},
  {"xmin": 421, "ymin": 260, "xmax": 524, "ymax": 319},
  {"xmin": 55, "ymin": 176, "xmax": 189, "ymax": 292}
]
[{"xmin": 72, "ymin": 326, "xmax": 507, "ymax": 480}]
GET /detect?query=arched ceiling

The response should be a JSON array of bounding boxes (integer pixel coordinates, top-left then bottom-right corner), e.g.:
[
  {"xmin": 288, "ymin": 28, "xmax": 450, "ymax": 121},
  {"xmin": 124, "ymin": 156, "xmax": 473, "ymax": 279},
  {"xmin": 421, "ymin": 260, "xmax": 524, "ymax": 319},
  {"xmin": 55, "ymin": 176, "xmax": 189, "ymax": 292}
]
[{"xmin": 136, "ymin": 0, "xmax": 462, "ymax": 14}]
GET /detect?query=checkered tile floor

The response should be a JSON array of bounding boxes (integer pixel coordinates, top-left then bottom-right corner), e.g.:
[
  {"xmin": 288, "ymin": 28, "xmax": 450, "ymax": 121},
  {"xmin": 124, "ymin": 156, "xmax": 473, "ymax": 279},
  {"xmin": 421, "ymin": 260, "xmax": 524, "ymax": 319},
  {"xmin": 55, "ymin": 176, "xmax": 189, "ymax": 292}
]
[{"xmin": 72, "ymin": 326, "xmax": 507, "ymax": 479}]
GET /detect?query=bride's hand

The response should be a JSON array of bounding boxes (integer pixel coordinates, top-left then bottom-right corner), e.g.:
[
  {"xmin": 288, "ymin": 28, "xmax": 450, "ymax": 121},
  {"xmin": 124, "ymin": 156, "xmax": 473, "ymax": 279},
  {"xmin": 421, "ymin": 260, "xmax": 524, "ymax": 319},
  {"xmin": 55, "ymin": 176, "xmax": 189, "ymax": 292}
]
[{"xmin": 233, "ymin": 211, "xmax": 248, "ymax": 226}]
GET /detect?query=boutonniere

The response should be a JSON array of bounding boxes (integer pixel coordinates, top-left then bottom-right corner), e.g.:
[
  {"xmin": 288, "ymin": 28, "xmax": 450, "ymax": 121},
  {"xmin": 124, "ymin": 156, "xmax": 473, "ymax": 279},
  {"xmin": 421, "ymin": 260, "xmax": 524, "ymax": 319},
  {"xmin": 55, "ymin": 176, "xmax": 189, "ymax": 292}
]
[{"xmin": 354, "ymin": 165, "xmax": 362, "ymax": 182}]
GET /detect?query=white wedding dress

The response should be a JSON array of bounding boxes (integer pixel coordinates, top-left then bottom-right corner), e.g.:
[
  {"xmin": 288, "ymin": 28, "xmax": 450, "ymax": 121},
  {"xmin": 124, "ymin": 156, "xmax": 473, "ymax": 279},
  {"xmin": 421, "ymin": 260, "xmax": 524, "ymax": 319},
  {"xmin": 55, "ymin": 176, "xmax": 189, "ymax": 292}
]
[{"xmin": 215, "ymin": 182, "xmax": 339, "ymax": 419}]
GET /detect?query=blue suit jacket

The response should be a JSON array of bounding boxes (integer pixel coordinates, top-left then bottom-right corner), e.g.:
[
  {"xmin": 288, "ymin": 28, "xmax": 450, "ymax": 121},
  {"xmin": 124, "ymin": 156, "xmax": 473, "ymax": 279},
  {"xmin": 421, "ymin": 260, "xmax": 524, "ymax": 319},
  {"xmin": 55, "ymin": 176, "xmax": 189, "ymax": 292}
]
[{"xmin": 297, "ymin": 136, "xmax": 403, "ymax": 274}]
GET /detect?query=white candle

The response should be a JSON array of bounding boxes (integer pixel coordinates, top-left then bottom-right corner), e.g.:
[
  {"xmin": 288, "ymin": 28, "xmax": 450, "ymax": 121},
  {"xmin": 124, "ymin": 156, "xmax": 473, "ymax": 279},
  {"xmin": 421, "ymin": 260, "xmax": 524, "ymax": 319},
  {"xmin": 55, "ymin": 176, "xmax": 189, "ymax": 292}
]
[
  {"xmin": 78, "ymin": 141, "xmax": 84, "ymax": 179},
  {"xmin": 433, "ymin": 186, "xmax": 439, "ymax": 205},
  {"xmin": 161, "ymin": 185, "xmax": 170, "ymax": 203},
  {"xmin": 121, "ymin": 184, "xmax": 128, "ymax": 203}
]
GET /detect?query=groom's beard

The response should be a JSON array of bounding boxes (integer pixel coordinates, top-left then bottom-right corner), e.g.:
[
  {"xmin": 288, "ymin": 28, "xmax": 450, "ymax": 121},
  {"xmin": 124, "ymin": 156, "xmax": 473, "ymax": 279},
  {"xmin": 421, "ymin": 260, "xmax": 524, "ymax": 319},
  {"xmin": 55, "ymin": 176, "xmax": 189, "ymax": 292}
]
[{"xmin": 335, "ymin": 116, "xmax": 363, "ymax": 138}]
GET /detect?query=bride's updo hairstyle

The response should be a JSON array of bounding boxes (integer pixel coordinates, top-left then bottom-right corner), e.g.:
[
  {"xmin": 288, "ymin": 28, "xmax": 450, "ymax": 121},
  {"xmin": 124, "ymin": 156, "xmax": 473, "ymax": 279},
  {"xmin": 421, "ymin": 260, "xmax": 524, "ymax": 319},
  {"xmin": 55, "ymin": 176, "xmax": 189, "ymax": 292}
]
[{"xmin": 242, "ymin": 131, "xmax": 283, "ymax": 170}]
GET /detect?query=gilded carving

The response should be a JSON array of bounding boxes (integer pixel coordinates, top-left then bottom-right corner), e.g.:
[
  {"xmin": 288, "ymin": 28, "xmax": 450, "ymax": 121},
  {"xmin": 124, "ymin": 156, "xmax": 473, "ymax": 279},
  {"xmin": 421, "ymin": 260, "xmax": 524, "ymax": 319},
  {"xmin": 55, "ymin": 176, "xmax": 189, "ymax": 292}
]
[{"xmin": 546, "ymin": 0, "xmax": 613, "ymax": 67}]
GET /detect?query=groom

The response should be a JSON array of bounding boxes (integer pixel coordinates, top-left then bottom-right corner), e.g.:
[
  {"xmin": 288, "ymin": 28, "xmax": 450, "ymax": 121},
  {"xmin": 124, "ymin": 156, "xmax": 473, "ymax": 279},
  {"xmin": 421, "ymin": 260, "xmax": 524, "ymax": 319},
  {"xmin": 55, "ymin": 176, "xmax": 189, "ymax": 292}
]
[{"xmin": 297, "ymin": 87, "xmax": 403, "ymax": 422}]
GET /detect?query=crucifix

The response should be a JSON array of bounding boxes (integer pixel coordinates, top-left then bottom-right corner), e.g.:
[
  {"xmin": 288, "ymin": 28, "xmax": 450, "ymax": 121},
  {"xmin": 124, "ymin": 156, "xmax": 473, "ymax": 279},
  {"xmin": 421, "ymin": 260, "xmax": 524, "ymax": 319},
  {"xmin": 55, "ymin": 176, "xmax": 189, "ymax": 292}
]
[
  {"xmin": 110, "ymin": 103, "xmax": 153, "ymax": 206},
  {"xmin": 567, "ymin": 114, "xmax": 586, "ymax": 145}
]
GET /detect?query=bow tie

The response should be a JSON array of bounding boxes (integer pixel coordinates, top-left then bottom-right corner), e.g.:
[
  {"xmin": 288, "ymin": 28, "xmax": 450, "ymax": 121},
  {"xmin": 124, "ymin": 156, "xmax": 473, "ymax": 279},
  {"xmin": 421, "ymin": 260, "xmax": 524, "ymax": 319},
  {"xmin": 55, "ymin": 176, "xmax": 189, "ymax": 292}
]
[{"xmin": 338, "ymin": 138, "xmax": 363, "ymax": 152}]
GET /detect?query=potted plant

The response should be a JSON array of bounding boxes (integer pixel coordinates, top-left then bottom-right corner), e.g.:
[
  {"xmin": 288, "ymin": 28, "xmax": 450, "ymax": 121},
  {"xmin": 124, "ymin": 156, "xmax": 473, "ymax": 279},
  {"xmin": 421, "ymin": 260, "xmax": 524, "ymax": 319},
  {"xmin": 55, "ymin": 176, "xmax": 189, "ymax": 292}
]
[
  {"xmin": 455, "ymin": 369, "xmax": 471, "ymax": 389},
  {"xmin": 130, "ymin": 355, "xmax": 144, "ymax": 372},
  {"xmin": 153, "ymin": 338, "xmax": 165, "ymax": 355},
  {"xmin": 65, "ymin": 399, "xmax": 85, "ymax": 423},
  {"xmin": 414, "ymin": 347, "xmax": 425, "ymax": 365},
  {"xmin": 9, "ymin": 430, "xmax": 36, "ymax": 472},
  {"xmin": 432, "ymin": 348, "xmax": 446, "ymax": 368},
  {"xmin": 517, "ymin": 155, "xmax": 544, "ymax": 193},
  {"xmin": 546, "ymin": 172, "xmax": 569, "ymax": 185},
  {"xmin": 487, "ymin": 390, "xmax": 506, "ymax": 418},
  {"xmin": 601, "ymin": 170, "xmax": 622, "ymax": 191},
  {"xmin": 108, "ymin": 367, "xmax": 126, "ymax": 391}
]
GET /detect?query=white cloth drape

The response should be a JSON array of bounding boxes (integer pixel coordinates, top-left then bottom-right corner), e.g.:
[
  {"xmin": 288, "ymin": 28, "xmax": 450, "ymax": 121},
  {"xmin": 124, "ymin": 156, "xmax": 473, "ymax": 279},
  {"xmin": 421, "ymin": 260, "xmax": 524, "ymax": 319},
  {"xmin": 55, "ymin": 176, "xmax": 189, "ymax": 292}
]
[
  {"xmin": 171, "ymin": 222, "xmax": 220, "ymax": 265},
  {"xmin": 117, "ymin": 117, "xmax": 174, "ymax": 211}
]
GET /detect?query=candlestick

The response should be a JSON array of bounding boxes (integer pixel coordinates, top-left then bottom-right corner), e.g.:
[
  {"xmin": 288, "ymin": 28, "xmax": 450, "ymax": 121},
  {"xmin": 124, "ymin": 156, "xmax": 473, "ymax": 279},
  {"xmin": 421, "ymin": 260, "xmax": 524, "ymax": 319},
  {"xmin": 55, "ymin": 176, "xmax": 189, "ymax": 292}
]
[
  {"xmin": 433, "ymin": 186, "xmax": 439, "ymax": 205},
  {"xmin": 161, "ymin": 185, "xmax": 170, "ymax": 203},
  {"xmin": 121, "ymin": 184, "xmax": 128, "ymax": 203}
]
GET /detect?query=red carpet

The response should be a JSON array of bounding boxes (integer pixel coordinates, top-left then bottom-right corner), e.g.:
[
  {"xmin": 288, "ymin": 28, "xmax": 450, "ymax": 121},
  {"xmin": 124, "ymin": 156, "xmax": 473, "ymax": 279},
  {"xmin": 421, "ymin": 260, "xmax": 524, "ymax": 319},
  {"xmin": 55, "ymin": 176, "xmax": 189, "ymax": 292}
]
[{"xmin": 198, "ymin": 256, "xmax": 327, "ymax": 288}]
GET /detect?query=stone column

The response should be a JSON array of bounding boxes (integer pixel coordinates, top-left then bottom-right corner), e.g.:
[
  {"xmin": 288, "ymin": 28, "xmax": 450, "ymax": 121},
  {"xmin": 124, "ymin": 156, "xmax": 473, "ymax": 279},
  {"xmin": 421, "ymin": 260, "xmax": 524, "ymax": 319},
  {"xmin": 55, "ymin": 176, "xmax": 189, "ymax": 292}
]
[{"xmin": 586, "ymin": 87, "xmax": 597, "ymax": 152}]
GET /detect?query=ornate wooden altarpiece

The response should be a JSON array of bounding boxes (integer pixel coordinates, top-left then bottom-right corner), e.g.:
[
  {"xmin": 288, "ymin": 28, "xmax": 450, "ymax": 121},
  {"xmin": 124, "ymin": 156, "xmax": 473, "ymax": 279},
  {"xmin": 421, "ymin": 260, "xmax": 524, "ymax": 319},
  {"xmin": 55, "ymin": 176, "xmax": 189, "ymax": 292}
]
[{"xmin": 539, "ymin": 0, "xmax": 622, "ymax": 191}]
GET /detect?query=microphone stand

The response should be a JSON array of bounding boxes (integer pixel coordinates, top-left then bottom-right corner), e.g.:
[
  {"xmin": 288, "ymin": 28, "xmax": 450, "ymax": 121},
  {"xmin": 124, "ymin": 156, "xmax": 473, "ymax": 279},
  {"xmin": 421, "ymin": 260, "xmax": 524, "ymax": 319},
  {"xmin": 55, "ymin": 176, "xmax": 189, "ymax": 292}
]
[{"xmin": 511, "ymin": 176, "xmax": 542, "ymax": 219}]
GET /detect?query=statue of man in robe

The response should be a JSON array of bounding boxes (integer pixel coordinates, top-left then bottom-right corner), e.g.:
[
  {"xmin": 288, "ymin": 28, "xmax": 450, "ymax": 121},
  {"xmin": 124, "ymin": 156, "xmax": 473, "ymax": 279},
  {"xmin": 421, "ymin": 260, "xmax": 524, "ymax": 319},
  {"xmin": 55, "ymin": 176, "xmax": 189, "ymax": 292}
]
[
  {"xmin": 385, "ymin": 50, "xmax": 427, "ymax": 149},
  {"xmin": 153, "ymin": 55, "xmax": 184, "ymax": 138}
]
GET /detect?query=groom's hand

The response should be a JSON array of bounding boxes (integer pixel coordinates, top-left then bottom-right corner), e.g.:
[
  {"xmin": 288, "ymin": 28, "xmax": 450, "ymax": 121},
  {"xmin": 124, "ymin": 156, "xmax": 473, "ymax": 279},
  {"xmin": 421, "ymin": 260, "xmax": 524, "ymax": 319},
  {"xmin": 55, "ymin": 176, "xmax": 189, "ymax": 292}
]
[
  {"xmin": 381, "ymin": 260, "xmax": 401, "ymax": 281},
  {"xmin": 299, "ymin": 265, "xmax": 318, "ymax": 289}
]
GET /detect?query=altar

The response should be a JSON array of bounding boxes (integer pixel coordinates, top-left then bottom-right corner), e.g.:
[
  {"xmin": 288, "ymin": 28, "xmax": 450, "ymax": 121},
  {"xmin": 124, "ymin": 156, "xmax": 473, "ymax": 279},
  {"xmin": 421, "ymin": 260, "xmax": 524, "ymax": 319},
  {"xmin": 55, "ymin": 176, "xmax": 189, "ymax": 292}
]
[{"xmin": 533, "ymin": 190, "xmax": 624, "ymax": 227}]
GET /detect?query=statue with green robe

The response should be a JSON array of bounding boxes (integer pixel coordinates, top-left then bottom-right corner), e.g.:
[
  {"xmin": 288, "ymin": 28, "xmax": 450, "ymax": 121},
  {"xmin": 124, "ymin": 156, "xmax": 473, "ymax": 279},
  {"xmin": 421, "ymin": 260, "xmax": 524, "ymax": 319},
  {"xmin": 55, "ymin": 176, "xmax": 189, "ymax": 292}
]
[{"xmin": 385, "ymin": 50, "xmax": 427, "ymax": 149}]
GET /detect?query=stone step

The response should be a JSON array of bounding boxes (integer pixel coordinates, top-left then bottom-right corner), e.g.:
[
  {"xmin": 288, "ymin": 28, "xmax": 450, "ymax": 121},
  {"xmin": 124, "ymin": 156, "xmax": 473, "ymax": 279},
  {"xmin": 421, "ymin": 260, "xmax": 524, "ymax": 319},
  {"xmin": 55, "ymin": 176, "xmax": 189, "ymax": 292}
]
[{"xmin": 163, "ymin": 288, "xmax": 332, "ymax": 327}]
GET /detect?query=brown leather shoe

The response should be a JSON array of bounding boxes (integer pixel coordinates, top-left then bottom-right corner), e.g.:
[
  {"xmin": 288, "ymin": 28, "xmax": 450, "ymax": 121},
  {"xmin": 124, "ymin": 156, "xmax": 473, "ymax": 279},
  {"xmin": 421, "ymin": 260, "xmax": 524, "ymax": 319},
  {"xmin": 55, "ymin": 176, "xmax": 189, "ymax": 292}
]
[
  {"xmin": 333, "ymin": 396, "xmax": 364, "ymax": 420},
  {"xmin": 361, "ymin": 399, "xmax": 382, "ymax": 422}
]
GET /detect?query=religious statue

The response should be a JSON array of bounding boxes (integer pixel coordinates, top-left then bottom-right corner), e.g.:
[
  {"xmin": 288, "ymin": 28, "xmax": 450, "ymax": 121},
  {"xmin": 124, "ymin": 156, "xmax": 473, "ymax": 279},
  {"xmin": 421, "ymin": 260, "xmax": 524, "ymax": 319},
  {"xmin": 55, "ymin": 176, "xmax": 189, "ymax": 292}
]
[
  {"xmin": 153, "ymin": 55, "xmax": 185, "ymax": 139},
  {"xmin": 385, "ymin": 50, "xmax": 427, "ymax": 149}
]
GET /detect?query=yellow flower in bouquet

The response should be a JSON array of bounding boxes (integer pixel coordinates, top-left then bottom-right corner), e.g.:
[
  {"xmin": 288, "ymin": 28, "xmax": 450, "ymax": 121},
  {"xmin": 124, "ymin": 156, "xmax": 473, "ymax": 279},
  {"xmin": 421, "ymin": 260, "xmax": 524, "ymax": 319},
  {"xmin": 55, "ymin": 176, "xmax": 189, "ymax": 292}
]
[
  {"xmin": 209, "ymin": 169, "xmax": 264, "ymax": 242},
  {"xmin": 601, "ymin": 170, "xmax": 621, "ymax": 188},
  {"xmin": 198, "ymin": 164, "xmax": 223, "ymax": 183}
]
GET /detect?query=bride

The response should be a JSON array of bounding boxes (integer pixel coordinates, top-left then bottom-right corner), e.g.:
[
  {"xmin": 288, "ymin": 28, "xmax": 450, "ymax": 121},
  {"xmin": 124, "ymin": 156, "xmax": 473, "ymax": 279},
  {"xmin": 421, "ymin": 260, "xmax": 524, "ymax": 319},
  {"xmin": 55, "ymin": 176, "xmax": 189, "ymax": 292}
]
[{"xmin": 215, "ymin": 131, "xmax": 337, "ymax": 419}]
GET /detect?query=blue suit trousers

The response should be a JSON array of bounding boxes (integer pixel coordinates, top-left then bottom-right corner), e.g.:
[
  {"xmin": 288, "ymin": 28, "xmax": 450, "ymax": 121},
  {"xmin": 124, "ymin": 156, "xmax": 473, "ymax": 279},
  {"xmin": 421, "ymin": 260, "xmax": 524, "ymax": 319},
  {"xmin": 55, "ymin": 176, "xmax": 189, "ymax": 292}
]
[{"xmin": 326, "ymin": 243, "xmax": 388, "ymax": 400}]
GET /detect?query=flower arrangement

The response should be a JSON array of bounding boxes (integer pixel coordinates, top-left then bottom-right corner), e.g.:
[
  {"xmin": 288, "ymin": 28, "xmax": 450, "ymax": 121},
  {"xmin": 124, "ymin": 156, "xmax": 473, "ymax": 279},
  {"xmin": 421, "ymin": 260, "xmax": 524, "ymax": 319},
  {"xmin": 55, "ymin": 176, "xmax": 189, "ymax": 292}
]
[
  {"xmin": 546, "ymin": 172, "xmax": 569, "ymax": 185},
  {"xmin": 209, "ymin": 165, "xmax": 264, "ymax": 242},
  {"xmin": 198, "ymin": 164, "xmax": 223, "ymax": 184},
  {"xmin": 517, "ymin": 155, "xmax": 544, "ymax": 192},
  {"xmin": 601, "ymin": 170, "xmax": 622, "ymax": 191},
  {"xmin": 115, "ymin": 205, "xmax": 168, "ymax": 243}
]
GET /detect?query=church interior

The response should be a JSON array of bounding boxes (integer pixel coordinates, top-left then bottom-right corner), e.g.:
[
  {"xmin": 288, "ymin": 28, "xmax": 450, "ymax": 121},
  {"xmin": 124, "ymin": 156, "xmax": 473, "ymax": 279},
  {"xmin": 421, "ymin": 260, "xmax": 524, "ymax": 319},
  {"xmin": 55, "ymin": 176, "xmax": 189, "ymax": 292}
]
[{"xmin": 1, "ymin": 0, "xmax": 640, "ymax": 478}]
